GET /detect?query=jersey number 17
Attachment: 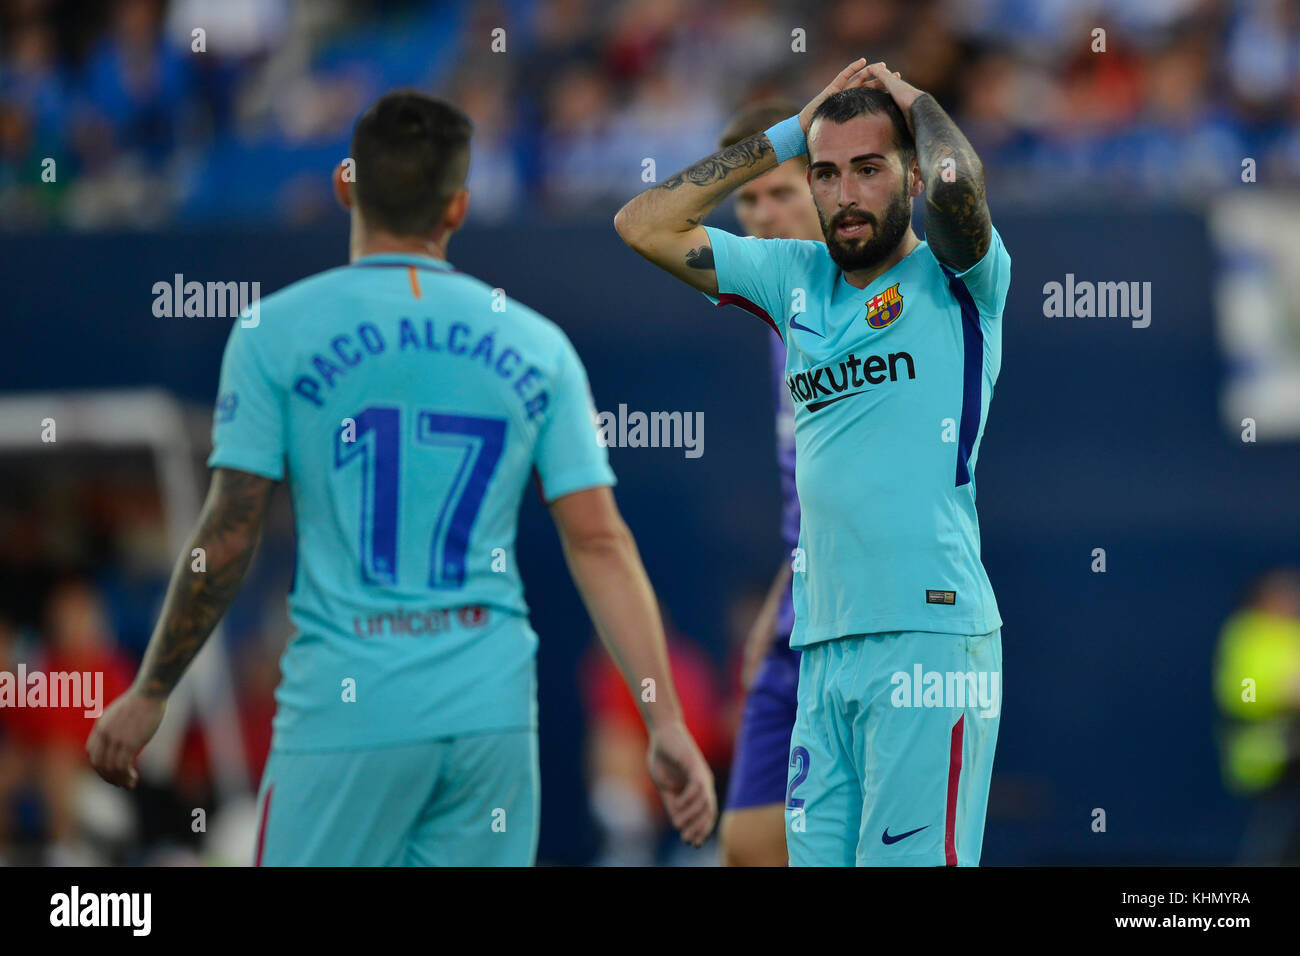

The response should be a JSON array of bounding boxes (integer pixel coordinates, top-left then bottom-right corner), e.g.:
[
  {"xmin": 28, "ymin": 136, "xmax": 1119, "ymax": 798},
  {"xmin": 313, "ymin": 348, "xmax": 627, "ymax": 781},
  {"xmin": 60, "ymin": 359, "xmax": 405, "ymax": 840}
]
[{"xmin": 333, "ymin": 405, "xmax": 506, "ymax": 589}]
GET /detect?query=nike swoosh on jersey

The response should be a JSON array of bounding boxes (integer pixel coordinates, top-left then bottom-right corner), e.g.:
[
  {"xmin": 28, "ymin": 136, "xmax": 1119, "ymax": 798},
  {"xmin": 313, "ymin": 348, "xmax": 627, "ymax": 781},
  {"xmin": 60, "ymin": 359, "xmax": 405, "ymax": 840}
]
[
  {"xmin": 788, "ymin": 313, "xmax": 824, "ymax": 337},
  {"xmin": 881, "ymin": 825, "xmax": 929, "ymax": 845}
]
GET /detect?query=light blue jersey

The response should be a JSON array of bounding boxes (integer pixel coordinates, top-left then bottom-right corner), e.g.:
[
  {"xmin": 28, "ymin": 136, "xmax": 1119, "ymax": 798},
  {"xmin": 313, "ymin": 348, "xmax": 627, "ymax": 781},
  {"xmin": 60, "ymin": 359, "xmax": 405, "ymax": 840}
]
[
  {"xmin": 209, "ymin": 252, "xmax": 614, "ymax": 751},
  {"xmin": 705, "ymin": 226, "xmax": 1010, "ymax": 645}
]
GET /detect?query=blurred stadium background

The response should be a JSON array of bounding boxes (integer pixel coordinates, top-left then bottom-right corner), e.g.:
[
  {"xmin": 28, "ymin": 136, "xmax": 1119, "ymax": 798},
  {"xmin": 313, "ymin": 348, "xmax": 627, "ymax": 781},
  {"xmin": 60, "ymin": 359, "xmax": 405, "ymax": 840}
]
[{"xmin": 3, "ymin": 0, "xmax": 1300, "ymax": 865}]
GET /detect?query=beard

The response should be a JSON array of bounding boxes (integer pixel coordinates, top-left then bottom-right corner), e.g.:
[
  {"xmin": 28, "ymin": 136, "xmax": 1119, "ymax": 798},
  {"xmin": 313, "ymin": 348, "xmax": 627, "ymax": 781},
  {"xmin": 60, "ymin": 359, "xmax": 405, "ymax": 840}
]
[{"xmin": 819, "ymin": 186, "xmax": 913, "ymax": 273}]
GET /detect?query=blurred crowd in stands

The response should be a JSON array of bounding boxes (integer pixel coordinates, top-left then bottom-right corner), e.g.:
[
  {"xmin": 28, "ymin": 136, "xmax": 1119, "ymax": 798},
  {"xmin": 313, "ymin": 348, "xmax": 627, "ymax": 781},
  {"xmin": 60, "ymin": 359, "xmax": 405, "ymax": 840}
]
[{"xmin": 3, "ymin": 0, "xmax": 1300, "ymax": 230}]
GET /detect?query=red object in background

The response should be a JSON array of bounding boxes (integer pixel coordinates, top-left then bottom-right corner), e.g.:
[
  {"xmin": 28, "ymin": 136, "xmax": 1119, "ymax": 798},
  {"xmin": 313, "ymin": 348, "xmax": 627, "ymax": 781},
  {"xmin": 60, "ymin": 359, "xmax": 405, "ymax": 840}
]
[
  {"xmin": 239, "ymin": 688, "xmax": 276, "ymax": 784},
  {"xmin": 173, "ymin": 683, "xmax": 278, "ymax": 792},
  {"xmin": 2, "ymin": 648, "xmax": 133, "ymax": 753},
  {"xmin": 580, "ymin": 633, "xmax": 731, "ymax": 767}
]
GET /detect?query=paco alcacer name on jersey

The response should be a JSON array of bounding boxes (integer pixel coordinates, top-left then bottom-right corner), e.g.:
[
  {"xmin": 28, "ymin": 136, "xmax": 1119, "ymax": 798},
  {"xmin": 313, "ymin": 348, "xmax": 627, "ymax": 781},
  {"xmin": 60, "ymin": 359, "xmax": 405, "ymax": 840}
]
[{"xmin": 784, "ymin": 350, "xmax": 916, "ymax": 413}]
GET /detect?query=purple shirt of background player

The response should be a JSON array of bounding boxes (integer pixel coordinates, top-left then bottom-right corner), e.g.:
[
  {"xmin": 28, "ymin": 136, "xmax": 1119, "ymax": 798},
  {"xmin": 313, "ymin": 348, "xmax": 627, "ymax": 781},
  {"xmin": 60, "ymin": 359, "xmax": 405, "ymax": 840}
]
[{"xmin": 771, "ymin": 331, "xmax": 800, "ymax": 639}]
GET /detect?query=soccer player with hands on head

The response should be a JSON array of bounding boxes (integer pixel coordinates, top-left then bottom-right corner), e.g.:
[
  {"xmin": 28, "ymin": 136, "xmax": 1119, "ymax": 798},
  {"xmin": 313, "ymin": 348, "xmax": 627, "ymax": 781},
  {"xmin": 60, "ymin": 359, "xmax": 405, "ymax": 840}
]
[{"xmin": 617, "ymin": 60, "xmax": 1011, "ymax": 866}]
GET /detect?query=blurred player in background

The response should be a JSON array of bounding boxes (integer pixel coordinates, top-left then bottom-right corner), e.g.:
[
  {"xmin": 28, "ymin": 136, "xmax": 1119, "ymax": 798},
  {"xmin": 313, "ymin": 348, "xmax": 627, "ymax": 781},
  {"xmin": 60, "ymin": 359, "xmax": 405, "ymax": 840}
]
[
  {"xmin": 1214, "ymin": 568, "xmax": 1300, "ymax": 864},
  {"xmin": 87, "ymin": 89, "xmax": 716, "ymax": 865},
  {"xmin": 2, "ymin": 580, "xmax": 134, "ymax": 865},
  {"xmin": 617, "ymin": 61, "xmax": 1009, "ymax": 866},
  {"xmin": 713, "ymin": 101, "xmax": 821, "ymax": 867}
]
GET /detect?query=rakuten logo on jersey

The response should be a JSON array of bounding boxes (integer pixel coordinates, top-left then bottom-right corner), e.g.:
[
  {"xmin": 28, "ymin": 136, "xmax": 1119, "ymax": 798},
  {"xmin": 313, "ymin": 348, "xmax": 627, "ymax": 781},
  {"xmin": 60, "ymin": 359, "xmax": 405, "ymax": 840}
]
[{"xmin": 784, "ymin": 350, "xmax": 915, "ymax": 412}]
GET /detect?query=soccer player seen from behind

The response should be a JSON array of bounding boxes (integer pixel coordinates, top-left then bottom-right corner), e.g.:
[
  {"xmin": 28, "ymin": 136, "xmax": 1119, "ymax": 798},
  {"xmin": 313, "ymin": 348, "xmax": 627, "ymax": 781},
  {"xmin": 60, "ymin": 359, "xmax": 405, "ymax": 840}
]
[
  {"xmin": 87, "ymin": 90, "xmax": 717, "ymax": 866},
  {"xmin": 713, "ymin": 102, "xmax": 822, "ymax": 868},
  {"xmin": 616, "ymin": 61, "xmax": 1009, "ymax": 866}
]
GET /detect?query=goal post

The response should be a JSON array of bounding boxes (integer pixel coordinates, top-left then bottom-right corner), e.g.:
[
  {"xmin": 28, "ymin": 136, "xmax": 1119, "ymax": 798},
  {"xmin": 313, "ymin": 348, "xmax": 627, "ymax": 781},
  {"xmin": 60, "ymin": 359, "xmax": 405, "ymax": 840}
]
[{"xmin": 0, "ymin": 388, "xmax": 252, "ymax": 804}]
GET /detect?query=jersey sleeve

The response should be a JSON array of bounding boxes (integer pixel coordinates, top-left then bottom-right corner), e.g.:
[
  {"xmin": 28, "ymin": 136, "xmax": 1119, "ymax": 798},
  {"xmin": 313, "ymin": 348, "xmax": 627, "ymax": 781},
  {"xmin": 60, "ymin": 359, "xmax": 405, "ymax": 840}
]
[
  {"xmin": 950, "ymin": 224, "xmax": 1012, "ymax": 319},
  {"xmin": 206, "ymin": 318, "xmax": 286, "ymax": 480},
  {"xmin": 702, "ymin": 226, "xmax": 791, "ymax": 338},
  {"xmin": 533, "ymin": 335, "xmax": 616, "ymax": 503}
]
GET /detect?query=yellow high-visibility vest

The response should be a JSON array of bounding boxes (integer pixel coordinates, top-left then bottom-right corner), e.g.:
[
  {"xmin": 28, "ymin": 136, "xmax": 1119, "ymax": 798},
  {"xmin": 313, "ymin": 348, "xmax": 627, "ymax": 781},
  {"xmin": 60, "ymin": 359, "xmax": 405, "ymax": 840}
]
[{"xmin": 1213, "ymin": 609, "xmax": 1300, "ymax": 793}]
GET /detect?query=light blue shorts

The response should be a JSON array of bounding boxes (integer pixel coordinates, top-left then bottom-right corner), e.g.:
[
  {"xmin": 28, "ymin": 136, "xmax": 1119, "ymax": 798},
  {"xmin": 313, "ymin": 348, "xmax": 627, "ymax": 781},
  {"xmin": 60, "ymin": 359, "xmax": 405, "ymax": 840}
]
[
  {"xmin": 253, "ymin": 729, "xmax": 539, "ymax": 866},
  {"xmin": 786, "ymin": 630, "xmax": 1002, "ymax": 866}
]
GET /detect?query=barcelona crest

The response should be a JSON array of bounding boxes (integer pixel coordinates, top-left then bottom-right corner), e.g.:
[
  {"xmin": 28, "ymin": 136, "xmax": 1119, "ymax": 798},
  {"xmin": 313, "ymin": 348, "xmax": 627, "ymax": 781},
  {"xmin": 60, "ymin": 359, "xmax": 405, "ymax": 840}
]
[{"xmin": 865, "ymin": 283, "xmax": 903, "ymax": 329}]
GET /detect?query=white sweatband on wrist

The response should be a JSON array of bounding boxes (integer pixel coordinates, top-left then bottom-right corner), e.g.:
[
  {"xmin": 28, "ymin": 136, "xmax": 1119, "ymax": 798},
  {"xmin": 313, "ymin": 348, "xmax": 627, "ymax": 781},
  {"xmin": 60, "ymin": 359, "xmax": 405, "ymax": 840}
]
[{"xmin": 763, "ymin": 115, "xmax": 807, "ymax": 163}]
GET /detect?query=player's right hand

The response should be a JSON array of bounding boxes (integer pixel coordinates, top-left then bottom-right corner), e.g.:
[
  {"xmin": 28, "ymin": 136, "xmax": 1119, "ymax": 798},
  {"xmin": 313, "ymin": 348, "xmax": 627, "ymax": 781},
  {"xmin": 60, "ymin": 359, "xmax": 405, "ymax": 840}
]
[
  {"xmin": 798, "ymin": 59, "xmax": 903, "ymax": 135},
  {"xmin": 86, "ymin": 687, "xmax": 166, "ymax": 789},
  {"xmin": 646, "ymin": 721, "xmax": 717, "ymax": 847},
  {"xmin": 799, "ymin": 59, "xmax": 872, "ymax": 134}
]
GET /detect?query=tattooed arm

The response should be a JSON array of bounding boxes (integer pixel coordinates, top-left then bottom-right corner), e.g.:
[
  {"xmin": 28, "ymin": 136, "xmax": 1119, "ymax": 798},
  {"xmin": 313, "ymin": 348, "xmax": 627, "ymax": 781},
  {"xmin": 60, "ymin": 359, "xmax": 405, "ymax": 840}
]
[
  {"xmin": 88, "ymin": 467, "xmax": 276, "ymax": 788},
  {"xmin": 136, "ymin": 467, "xmax": 276, "ymax": 695},
  {"xmin": 865, "ymin": 62, "xmax": 991, "ymax": 272},
  {"xmin": 614, "ymin": 59, "xmax": 874, "ymax": 295},
  {"xmin": 613, "ymin": 133, "xmax": 776, "ymax": 295},
  {"xmin": 911, "ymin": 94, "xmax": 991, "ymax": 271}
]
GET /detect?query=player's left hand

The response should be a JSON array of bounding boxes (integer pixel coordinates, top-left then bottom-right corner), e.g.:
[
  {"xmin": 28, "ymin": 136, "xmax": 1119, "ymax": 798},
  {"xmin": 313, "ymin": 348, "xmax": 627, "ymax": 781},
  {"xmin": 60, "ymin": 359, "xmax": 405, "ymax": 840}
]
[
  {"xmin": 646, "ymin": 720, "xmax": 718, "ymax": 848},
  {"xmin": 86, "ymin": 688, "xmax": 166, "ymax": 789}
]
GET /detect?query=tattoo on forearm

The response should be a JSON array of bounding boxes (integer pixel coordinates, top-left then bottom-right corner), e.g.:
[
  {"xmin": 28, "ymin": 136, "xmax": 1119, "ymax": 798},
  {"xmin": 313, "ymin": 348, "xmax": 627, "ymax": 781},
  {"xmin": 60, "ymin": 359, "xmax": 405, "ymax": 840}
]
[
  {"xmin": 685, "ymin": 245, "xmax": 715, "ymax": 270},
  {"xmin": 659, "ymin": 133, "xmax": 773, "ymax": 191},
  {"xmin": 138, "ymin": 470, "xmax": 274, "ymax": 696},
  {"xmin": 910, "ymin": 94, "xmax": 991, "ymax": 271}
]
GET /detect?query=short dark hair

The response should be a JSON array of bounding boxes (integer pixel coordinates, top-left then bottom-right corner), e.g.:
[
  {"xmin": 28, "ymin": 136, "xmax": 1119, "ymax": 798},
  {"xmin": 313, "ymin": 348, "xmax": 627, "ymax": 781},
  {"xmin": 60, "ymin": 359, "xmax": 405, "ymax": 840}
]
[
  {"xmin": 350, "ymin": 90, "xmax": 473, "ymax": 236},
  {"xmin": 720, "ymin": 101, "xmax": 804, "ymax": 165},
  {"xmin": 809, "ymin": 88, "xmax": 915, "ymax": 168}
]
